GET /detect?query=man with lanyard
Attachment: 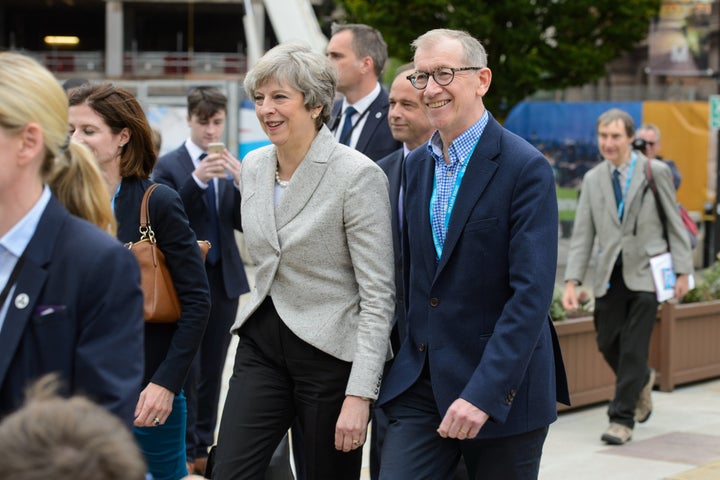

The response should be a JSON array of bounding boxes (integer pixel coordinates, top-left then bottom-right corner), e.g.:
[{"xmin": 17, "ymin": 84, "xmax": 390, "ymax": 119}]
[
  {"xmin": 563, "ymin": 108, "xmax": 693, "ymax": 445},
  {"xmin": 326, "ymin": 23, "xmax": 400, "ymax": 161},
  {"xmin": 377, "ymin": 29, "xmax": 568, "ymax": 480}
]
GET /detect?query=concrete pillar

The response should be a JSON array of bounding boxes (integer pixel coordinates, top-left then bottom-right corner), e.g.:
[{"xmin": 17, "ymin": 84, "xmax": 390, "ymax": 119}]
[
  {"xmin": 105, "ymin": 0, "xmax": 124, "ymax": 77},
  {"xmin": 243, "ymin": 0, "xmax": 265, "ymax": 68}
]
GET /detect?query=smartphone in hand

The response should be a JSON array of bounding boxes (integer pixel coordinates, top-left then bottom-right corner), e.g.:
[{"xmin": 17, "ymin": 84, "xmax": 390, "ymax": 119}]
[
  {"xmin": 206, "ymin": 142, "xmax": 233, "ymax": 179},
  {"xmin": 207, "ymin": 142, "xmax": 225, "ymax": 155}
]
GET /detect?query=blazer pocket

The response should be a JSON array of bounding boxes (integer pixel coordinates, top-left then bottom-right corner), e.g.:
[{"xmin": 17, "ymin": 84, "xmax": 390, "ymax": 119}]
[
  {"xmin": 464, "ymin": 217, "xmax": 498, "ymax": 233},
  {"xmin": 31, "ymin": 305, "xmax": 68, "ymax": 326},
  {"xmin": 644, "ymin": 241, "xmax": 669, "ymax": 258}
]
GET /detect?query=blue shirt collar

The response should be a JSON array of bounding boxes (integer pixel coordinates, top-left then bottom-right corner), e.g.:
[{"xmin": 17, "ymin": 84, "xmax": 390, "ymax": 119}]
[
  {"xmin": 1, "ymin": 186, "xmax": 52, "ymax": 258},
  {"xmin": 426, "ymin": 110, "xmax": 489, "ymax": 165}
]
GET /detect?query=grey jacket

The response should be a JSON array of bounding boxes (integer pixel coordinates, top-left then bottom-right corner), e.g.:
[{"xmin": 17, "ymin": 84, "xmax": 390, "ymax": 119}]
[
  {"xmin": 565, "ymin": 154, "xmax": 693, "ymax": 297},
  {"xmin": 233, "ymin": 126, "xmax": 395, "ymax": 399}
]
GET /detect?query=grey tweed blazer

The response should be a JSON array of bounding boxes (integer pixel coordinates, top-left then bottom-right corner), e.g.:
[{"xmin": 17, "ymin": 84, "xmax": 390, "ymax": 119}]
[
  {"xmin": 233, "ymin": 125, "xmax": 395, "ymax": 399},
  {"xmin": 565, "ymin": 154, "xmax": 693, "ymax": 297}
]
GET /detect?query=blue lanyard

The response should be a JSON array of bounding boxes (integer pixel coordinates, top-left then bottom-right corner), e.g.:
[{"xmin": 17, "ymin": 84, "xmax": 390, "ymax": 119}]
[
  {"xmin": 616, "ymin": 153, "xmax": 637, "ymax": 220},
  {"xmin": 429, "ymin": 139, "xmax": 479, "ymax": 259},
  {"xmin": 110, "ymin": 182, "xmax": 121, "ymax": 212}
]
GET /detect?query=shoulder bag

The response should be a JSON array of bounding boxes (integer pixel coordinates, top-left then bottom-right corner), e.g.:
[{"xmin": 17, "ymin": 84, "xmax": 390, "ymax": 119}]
[{"xmin": 125, "ymin": 184, "xmax": 211, "ymax": 323}]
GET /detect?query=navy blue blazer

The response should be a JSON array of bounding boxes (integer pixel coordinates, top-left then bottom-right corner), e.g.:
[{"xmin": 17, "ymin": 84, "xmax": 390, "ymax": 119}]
[
  {"xmin": 153, "ymin": 145, "xmax": 249, "ymax": 299},
  {"xmin": 329, "ymin": 88, "xmax": 401, "ymax": 162},
  {"xmin": 378, "ymin": 114, "xmax": 569, "ymax": 438},
  {"xmin": 115, "ymin": 177, "xmax": 210, "ymax": 394},
  {"xmin": 0, "ymin": 195, "xmax": 145, "ymax": 428},
  {"xmin": 377, "ymin": 148, "xmax": 405, "ymax": 351}
]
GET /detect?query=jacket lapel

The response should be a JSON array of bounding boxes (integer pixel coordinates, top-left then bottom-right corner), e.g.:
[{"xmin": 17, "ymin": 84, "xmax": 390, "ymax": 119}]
[
  {"xmin": 599, "ymin": 164, "xmax": 622, "ymax": 228},
  {"xmin": 274, "ymin": 127, "xmax": 332, "ymax": 230},
  {"xmin": 412, "ymin": 150, "xmax": 440, "ymax": 280},
  {"xmin": 254, "ymin": 149, "xmax": 281, "ymax": 251},
  {"xmin": 355, "ymin": 90, "xmax": 388, "ymax": 154},
  {"xmin": 178, "ymin": 146, "xmax": 196, "ymax": 177},
  {"xmin": 0, "ymin": 198, "xmax": 63, "ymax": 385},
  {"xmin": 624, "ymin": 154, "xmax": 647, "ymax": 222},
  {"xmin": 435, "ymin": 117, "xmax": 500, "ymax": 276}
]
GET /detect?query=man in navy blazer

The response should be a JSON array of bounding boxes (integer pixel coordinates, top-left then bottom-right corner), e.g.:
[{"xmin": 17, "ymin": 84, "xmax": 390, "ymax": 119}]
[
  {"xmin": 153, "ymin": 86, "xmax": 249, "ymax": 474},
  {"xmin": 377, "ymin": 29, "xmax": 569, "ymax": 480},
  {"xmin": 326, "ymin": 23, "xmax": 400, "ymax": 161}
]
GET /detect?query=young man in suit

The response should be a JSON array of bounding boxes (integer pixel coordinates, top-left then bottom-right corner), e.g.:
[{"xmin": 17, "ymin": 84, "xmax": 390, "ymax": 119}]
[
  {"xmin": 377, "ymin": 29, "xmax": 569, "ymax": 480},
  {"xmin": 153, "ymin": 86, "xmax": 249, "ymax": 474},
  {"xmin": 563, "ymin": 109, "xmax": 693, "ymax": 445},
  {"xmin": 326, "ymin": 23, "xmax": 401, "ymax": 161}
]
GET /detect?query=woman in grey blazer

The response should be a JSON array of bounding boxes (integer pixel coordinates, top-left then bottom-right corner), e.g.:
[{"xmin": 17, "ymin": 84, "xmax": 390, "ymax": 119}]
[{"xmin": 212, "ymin": 44, "xmax": 395, "ymax": 479}]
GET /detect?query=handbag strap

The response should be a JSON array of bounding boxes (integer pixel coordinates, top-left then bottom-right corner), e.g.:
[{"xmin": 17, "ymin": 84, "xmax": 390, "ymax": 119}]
[
  {"xmin": 644, "ymin": 160, "xmax": 670, "ymax": 246},
  {"xmin": 139, "ymin": 184, "xmax": 160, "ymax": 242}
]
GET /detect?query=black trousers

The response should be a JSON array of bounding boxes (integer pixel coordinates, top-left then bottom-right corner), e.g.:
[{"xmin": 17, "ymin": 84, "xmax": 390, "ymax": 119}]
[
  {"xmin": 212, "ymin": 297, "xmax": 362, "ymax": 480},
  {"xmin": 594, "ymin": 262, "xmax": 657, "ymax": 428},
  {"xmin": 184, "ymin": 262, "xmax": 239, "ymax": 461}
]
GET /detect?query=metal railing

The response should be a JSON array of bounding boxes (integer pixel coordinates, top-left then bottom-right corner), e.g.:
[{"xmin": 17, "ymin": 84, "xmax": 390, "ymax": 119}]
[{"xmin": 25, "ymin": 50, "xmax": 247, "ymax": 78}]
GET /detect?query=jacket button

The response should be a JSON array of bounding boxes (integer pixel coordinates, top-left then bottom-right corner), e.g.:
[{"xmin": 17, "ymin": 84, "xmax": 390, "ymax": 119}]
[
  {"xmin": 418, "ymin": 343, "xmax": 426, "ymax": 352},
  {"xmin": 429, "ymin": 298, "xmax": 439, "ymax": 307}
]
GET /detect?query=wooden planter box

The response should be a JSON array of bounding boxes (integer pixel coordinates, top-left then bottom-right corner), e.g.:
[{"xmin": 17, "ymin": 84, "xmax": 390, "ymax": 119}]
[
  {"xmin": 555, "ymin": 300, "xmax": 720, "ymax": 411},
  {"xmin": 654, "ymin": 300, "xmax": 720, "ymax": 392}
]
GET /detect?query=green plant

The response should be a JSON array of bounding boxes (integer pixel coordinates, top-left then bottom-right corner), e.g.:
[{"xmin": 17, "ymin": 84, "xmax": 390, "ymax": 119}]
[
  {"xmin": 550, "ymin": 286, "xmax": 567, "ymax": 322},
  {"xmin": 550, "ymin": 285, "xmax": 593, "ymax": 322},
  {"xmin": 682, "ymin": 254, "xmax": 720, "ymax": 303}
]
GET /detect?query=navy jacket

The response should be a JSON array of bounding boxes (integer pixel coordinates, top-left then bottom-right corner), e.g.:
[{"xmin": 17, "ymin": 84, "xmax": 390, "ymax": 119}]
[
  {"xmin": 115, "ymin": 177, "xmax": 210, "ymax": 393},
  {"xmin": 377, "ymin": 148, "xmax": 405, "ymax": 352},
  {"xmin": 378, "ymin": 114, "xmax": 570, "ymax": 437},
  {"xmin": 329, "ymin": 88, "xmax": 401, "ymax": 162},
  {"xmin": 153, "ymin": 145, "xmax": 249, "ymax": 299},
  {"xmin": 0, "ymin": 195, "xmax": 145, "ymax": 428}
]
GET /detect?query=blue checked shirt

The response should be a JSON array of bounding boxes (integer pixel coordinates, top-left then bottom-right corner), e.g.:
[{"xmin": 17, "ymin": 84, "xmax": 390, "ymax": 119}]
[{"xmin": 428, "ymin": 111, "xmax": 489, "ymax": 257}]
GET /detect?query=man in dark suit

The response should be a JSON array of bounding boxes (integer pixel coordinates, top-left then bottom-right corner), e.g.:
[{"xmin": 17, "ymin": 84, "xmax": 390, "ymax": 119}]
[
  {"xmin": 0, "ymin": 56, "xmax": 144, "ymax": 429},
  {"xmin": 377, "ymin": 29, "xmax": 569, "ymax": 479},
  {"xmin": 153, "ymin": 86, "xmax": 250, "ymax": 475},
  {"xmin": 372, "ymin": 64, "xmax": 435, "ymax": 480},
  {"xmin": 326, "ymin": 23, "xmax": 401, "ymax": 161}
]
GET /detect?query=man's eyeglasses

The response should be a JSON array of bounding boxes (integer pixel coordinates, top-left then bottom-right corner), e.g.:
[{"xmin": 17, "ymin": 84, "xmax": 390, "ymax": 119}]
[{"xmin": 406, "ymin": 66, "xmax": 483, "ymax": 90}]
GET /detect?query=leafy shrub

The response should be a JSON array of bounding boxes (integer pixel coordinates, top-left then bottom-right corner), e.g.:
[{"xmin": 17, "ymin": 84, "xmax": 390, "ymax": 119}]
[
  {"xmin": 682, "ymin": 255, "xmax": 720, "ymax": 303},
  {"xmin": 550, "ymin": 285, "xmax": 594, "ymax": 321}
]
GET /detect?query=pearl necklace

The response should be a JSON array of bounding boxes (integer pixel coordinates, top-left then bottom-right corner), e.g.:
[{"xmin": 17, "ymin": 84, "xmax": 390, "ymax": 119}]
[{"xmin": 275, "ymin": 167, "xmax": 290, "ymax": 188}]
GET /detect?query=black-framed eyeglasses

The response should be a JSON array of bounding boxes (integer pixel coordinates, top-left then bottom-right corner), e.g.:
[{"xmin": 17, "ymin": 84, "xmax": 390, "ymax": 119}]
[{"xmin": 406, "ymin": 66, "xmax": 483, "ymax": 90}]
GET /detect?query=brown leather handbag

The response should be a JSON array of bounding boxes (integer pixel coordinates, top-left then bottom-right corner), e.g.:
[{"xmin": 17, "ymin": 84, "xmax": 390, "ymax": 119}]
[{"xmin": 125, "ymin": 184, "xmax": 211, "ymax": 323}]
